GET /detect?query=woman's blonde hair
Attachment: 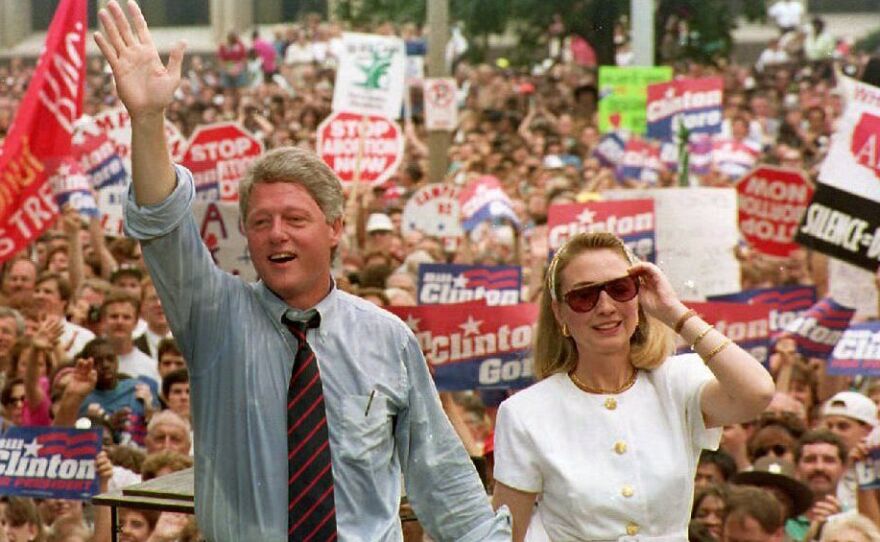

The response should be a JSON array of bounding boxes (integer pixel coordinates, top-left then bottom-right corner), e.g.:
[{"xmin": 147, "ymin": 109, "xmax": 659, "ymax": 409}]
[{"xmin": 534, "ymin": 232, "xmax": 674, "ymax": 380}]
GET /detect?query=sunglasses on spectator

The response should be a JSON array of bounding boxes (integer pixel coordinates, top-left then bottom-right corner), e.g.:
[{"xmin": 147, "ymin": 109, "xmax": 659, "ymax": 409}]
[
  {"xmin": 754, "ymin": 444, "xmax": 790, "ymax": 459},
  {"xmin": 562, "ymin": 275, "xmax": 640, "ymax": 313},
  {"xmin": 5, "ymin": 395, "xmax": 24, "ymax": 406}
]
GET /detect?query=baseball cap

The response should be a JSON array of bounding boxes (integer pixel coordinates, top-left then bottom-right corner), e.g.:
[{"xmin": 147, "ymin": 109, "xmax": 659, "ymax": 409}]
[
  {"xmin": 542, "ymin": 155, "xmax": 565, "ymax": 169},
  {"xmin": 822, "ymin": 391, "xmax": 878, "ymax": 427},
  {"xmin": 366, "ymin": 213, "xmax": 393, "ymax": 234}
]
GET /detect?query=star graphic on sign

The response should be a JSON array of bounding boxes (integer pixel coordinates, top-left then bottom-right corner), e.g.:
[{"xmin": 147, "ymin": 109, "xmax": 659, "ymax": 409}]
[
  {"xmin": 23, "ymin": 438, "xmax": 43, "ymax": 458},
  {"xmin": 576, "ymin": 209, "xmax": 596, "ymax": 224},
  {"xmin": 459, "ymin": 316, "xmax": 482, "ymax": 336},
  {"xmin": 56, "ymin": 163, "xmax": 71, "ymax": 177},
  {"xmin": 405, "ymin": 314, "xmax": 421, "ymax": 332},
  {"xmin": 452, "ymin": 274, "xmax": 468, "ymax": 289}
]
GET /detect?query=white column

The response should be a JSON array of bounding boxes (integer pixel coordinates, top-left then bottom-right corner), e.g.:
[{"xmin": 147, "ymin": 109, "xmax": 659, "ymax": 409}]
[{"xmin": 631, "ymin": 0, "xmax": 655, "ymax": 66}]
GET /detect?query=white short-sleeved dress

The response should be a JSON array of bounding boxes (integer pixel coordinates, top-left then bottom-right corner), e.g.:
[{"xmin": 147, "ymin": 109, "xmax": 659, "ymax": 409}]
[{"xmin": 494, "ymin": 353, "xmax": 722, "ymax": 541}]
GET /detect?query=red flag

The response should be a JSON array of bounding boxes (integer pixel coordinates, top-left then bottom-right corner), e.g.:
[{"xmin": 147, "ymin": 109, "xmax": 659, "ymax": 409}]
[{"xmin": 0, "ymin": 0, "xmax": 86, "ymax": 260}]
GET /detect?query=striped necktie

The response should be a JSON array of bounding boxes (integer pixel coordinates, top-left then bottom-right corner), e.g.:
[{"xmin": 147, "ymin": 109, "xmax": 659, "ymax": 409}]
[{"xmin": 283, "ymin": 312, "xmax": 337, "ymax": 541}]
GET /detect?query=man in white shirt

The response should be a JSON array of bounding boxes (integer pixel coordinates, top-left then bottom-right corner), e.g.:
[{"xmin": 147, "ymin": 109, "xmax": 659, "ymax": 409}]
[
  {"xmin": 134, "ymin": 279, "xmax": 172, "ymax": 360},
  {"xmin": 768, "ymin": 0, "xmax": 804, "ymax": 33},
  {"xmin": 33, "ymin": 272, "xmax": 94, "ymax": 359},
  {"xmin": 111, "ymin": 266, "xmax": 148, "ymax": 337},
  {"xmin": 820, "ymin": 391, "xmax": 877, "ymax": 510},
  {"xmin": 100, "ymin": 290, "xmax": 160, "ymax": 386}
]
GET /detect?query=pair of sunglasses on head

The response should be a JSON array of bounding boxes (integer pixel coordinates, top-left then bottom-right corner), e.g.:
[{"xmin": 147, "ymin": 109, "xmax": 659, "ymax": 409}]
[{"xmin": 562, "ymin": 273, "xmax": 641, "ymax": 313}]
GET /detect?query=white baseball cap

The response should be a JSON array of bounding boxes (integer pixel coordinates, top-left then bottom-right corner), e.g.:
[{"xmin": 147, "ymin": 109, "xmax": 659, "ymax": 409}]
[
  {"xmin": 366, "ymin": 213, "xmax": 393, "ymax": 234},
  {"xmin": 822, "ymin": 391, "xmax": 878, "ymax": 427}
]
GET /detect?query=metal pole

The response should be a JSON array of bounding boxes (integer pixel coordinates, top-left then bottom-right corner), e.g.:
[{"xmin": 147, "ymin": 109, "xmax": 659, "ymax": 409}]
[
  {"xmin": 426, "ymin": 0, "xmax": 450, "ymax": 183},
  {"xmin": 631, "ymin": 0, "xmax": 655, "ymax": 66}
]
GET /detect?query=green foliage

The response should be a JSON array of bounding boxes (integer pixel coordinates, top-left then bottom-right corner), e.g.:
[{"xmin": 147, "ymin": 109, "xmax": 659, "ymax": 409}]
[{"xmin": 855, "ymin": 26, "xmax": 880, "ymax": 54}]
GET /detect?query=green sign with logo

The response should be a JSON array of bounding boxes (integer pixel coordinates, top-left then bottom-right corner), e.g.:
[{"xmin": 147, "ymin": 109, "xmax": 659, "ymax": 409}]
[{"xmin": 598, "ymin": 66, "xmax": 672, "ymax": 134}]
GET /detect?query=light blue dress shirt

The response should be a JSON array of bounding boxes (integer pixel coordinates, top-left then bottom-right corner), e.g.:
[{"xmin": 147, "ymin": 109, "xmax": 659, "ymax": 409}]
[{"xmin": 124, "ymin": 165, "xmax": 511, "ymax": 541}]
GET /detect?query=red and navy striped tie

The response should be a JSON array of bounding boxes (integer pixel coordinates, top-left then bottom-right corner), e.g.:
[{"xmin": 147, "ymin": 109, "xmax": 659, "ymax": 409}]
[{"xmin": 284, "ymin": 313, "xmax": 337, "ymax": 542}]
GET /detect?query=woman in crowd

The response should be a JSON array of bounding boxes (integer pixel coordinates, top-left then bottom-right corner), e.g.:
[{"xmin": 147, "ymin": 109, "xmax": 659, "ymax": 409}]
[
  {"xmin": 3, "ymin": 497, "xmax": 46, "ymax": 542},
  {"xmin": 691, "ymin": 484, "xmax": 728, "ymax": 541},
  {"xmin": 492, "ymin": 232, "xmax": 775, "ymax": 541}
]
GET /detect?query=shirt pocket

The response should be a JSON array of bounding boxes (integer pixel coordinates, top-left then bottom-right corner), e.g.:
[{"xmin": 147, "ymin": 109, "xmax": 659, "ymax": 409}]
[{"xmin": 338, "ymin": 394, "xmax": 394, "ymax": 466}]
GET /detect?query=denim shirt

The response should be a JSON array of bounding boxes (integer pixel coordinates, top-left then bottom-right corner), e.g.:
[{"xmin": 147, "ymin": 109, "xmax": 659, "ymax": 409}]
[{"xmin": 124, "ymin": 165, "xmax": 511, "ymax": 541}]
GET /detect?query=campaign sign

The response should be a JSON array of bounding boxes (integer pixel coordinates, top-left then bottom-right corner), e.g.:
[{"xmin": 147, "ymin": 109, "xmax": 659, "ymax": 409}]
[
  {"xmin": 458, "ymin": 175, "xmax": 519, "ymax": 232},
  {"xmin": 401, "ymin": 183, "xmax": 463, "ymax": 240},
  {"xmin": 710, "ymin": 285, "xmax": 817, "ymax": 339},
  {"xmin": 423, "ymin": 78, "xmax": 457, "ymax": 131},
  {"xmin": 191, "ymin": 200, "xmax": 256, "ymax": 282},
  {"xmin": 598, "ymin": 66, "xmax": 672, "ymax": 134},
  {"xmin": 593, "ymin": 132, "xmax": 627, "ymax": 168},
  {"xmin": 737, "ymin": 166, "xmax": 813, "ymax": 258},
  {"xmin": 50, "ymin": 161, "xmax": 98, "ymax": 218},
  {"xmin": 782, "ymin": 297, "xmax": 855, "ymax": 359},
  {"xmin": 856, "ymin": 446, "xmax": 880, "ymax": 490},
  {"xmin": 316, "ymin": 111, "xmax": 404, "ymax": 188},
  {"xmin": 333, "ymin": 32, "xmax": 406, "ymax": 119},
  {"xmin": 828, "ymin": 321, "xmax": 880, "ymax": 376},
  {"xmin": 180, "ymin": 122, "xmax": 263, "ymax": 202},
  {"xmin": 646, "ymin": 77, "xmax": 724, "ymax": 141},
  {"xmin": 417, "ymin": 263, "xmax": 521, "ymax": 306},
  {"xmin": 71, "ymin": 118, "xmax": 128, "ymax": 236},
  {"xmin": 795, "ymin": 182, "xmax": 880, "ymax": 271},
  {"xmin": 680, "ymin": 301, "xmax": 772, "ymax": 366},
  {"xmin": 712, "ymin": 137, "xmax": 761, "ymax": 181},
  {"xmin": 0, "ymin": 427, "xmax": 101, "ymax": 499},
  {"xmin": 92, "ymin": 107, "xmax": 185, "ymax": 173},
  {"xmin": 389, "ymin": 302, "xmax": 539, "ymax": 390},
  {"xmin": 547, "ymin": 200, "xmax": 655, "ymax": 262},
  {"xmin": 616, "ymin": 138, "xmax": 663, "ymax": 184}
]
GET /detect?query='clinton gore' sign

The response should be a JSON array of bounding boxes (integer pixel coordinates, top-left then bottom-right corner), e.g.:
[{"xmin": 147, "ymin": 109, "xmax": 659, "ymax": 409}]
[
  {"xmin": 417, "ymin": 263, "xmax": 521, "ymax": 306},
  {"xmin": 682, "ymin": 301, "xmax": 772, "ymax": 366},
  {"xmin": 646, "ymin": 76, "xmax": 724, "ymax": 141},
  {"xmin": 547, "ymin": 199, "xmax": 655, "ymax": 262},
  {"xmin": 710, "ymin": 285, "xmax": 817, "ymax": 339},
  {"xmin": 316, "ymin": 111, "xmax": 404, "ymax": 188},
  {"xmin": 828, "ymin": 321, "xmax": 880, "ymax": 376},
  {"xmin": 736, "ymin": 166, "xmax": 813, "ymax": 258},
  {"xmin": 390, "ymin": 302, "xmax": 538, "ymax": 390}
]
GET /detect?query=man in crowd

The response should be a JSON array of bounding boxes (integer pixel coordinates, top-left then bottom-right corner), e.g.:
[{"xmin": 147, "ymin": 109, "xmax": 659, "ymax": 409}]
[
  {"xmin": 134, "ymin": 278, "xmax": 172, "ymax": 360},
  {"xmin": 790, "ymin": 430, "xmax": 848, "ymax": 540},
  {"xmin": 722, "ymin": 486, "xmax": 785, "ymax": 542},
  {"xmin": 820, "ymin": 391, "xmax": 878, "ymax": 509},
  {"xmin": 1, "ymin": 257, "xmax": 37, "ymax": 300},
  {"xmin": 144, "ymin": 410, "xmax": 191, "ymax": 455},
  {"xmin": 33, "ymin": 272, "xmax": 94, "ymax": 358},
  {"xmin": 94, "ymin": 1, "xmax": 510, "ymax": 540},
  {"xmin": 100, "ymin": 291, "xmax": 160, "ymax": 385},
  {"xmin": 161, "ymin": 367, "xmax": 190, "ymax": 422}
]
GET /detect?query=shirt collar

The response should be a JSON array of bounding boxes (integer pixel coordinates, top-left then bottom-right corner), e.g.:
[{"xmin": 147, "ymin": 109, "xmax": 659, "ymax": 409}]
[{"xmin": 255, "ymin": 277, "xmax": 338, "ymax": 336}]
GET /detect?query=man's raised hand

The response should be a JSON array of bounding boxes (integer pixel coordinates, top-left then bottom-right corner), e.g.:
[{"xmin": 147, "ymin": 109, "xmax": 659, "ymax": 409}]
[{"xmin": 93, "ymin": 0, "xmax": 185, "ymax": 119}]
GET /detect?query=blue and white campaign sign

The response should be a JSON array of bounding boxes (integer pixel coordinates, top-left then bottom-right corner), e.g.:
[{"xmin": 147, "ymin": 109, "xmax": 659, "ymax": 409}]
[
  {"xmin": 646, "ymin": 77, "xmax": 724, "ymax": 141},
  {"xmin": 828, "ymin": 321, "xmax": 880, "ymax": 376},
  {"xmin": 389, "ymin": 302, "xmax": 538, "ymax": 390},
  {"xmin": 593, "ymin": 132, "xmax": 627, "ymax": 168},
  {"xmin": 0, "ymin": 427, "xmax": 101, "ymax": 500},
  {"xmin": 50, "ymin": 160, "xmax": 99, "ymax": 218},
  {"xmin": 418, "ymin": 263, "xmax": 521, "ymax": 306},
  {"xmin": 458, "ymin": 175, "xmax": 520, "ymax": 232},
  {"xmin": 72, "ymin": 117, "xmax": 129, "ymax": 235}
]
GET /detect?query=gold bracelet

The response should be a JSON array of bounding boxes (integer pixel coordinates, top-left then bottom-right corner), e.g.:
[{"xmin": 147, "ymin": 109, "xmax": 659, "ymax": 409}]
[
  {"xmin": 691, "ymin": 325, "xmax": 714, "ymax": 350},
  {"xmin": 704, "ymin": 339, "xmax": 733, "ymax": 365},
  {"xmin": 673, "ymin": 308, "xmax": 697, "ymax": 334}
]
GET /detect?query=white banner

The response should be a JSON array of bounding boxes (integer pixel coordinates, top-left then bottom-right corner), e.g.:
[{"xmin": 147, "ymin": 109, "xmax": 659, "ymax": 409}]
[
  {"xmin": 829, "ymin": 257, "xmax": 879, "ymax": 320},
  {"xmin": 191, "ymin": 201, "xmax": 255, "ymax": 282},
  {"xmin": 332, "ymin": 33, "xmax": 406, "ymax": 119},
  {"xmin": 605, "ymin": 188, "xmax": 741, "ymax": 298},
  {"xmin": 819, "ymin": 76, "xmax": 880, "ymax": 203}
]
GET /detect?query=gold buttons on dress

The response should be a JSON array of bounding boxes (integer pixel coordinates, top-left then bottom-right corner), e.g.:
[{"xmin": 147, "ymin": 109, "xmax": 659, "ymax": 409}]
[
  {"xmin": 614, "ymin": 441, "xmax": 627, "ymax": 454},
  {"xmin": 604, "ymin": 397, "xmax": 617, "ymax": 410},
  {"xmin": 626, "ymin": 522, "xmax": 640, "ymax": 536},
  {"xmin": 621, "ymin": 485, "xmax": 634, "ymax": 498}
]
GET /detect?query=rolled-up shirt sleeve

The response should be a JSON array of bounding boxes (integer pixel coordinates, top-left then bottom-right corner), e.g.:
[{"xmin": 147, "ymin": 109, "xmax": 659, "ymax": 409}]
[{"xmin": 124, "ymin": 164, "xmax": 195, "ymax": 240}]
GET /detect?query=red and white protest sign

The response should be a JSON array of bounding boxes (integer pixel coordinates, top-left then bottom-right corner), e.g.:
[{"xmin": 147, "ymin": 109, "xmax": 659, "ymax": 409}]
[
  {"xmin": 547, "ymin": 199, "xmax": 656, "ymax": 262},
  {"xmin": 0, "ymin": 0, "xmax": 85, "ymax": 261},
  {"xmin": 180, "ymin": 122, "xmax": 263, "ymax": 202},
  {"xmin": 682, "ymin": 301, "xmax": 772, "ymax": 365},
  {"xmin": 316, "ymin": 111, "xmax": 404, "ymax": 188},
  {"xmin": 737, "ymin": 165, "xmax": 813, "ymax": 258},
  {"xmin": 93, "ymin": 107, "xmax": 185, "ymax": 172},
  {"xmin": 424, "ymin": 78, "xmax": 458, "ymax": 131}
]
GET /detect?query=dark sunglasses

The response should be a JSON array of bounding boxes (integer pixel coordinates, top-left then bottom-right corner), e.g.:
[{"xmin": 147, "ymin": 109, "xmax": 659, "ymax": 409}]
[
  {"xmin": 753, "ymin": 444, "xmax": 790, "ymax": 459},
  {"xmin": 562, "ymin": 275, "xmax": 640, "ymax": 313}
]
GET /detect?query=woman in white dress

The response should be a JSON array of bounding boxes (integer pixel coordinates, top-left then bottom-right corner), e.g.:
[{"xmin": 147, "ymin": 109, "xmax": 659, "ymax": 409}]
[{"xmin": 492, "ymin": 232, "xmax": 775, "ymax": 541}]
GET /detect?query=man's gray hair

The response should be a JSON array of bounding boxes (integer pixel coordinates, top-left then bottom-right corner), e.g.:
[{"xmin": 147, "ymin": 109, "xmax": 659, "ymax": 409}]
[
  {"xmin": 239, "ymin": 147, "xmax": 344, "ymax": 224},
  {"xmin": 0, "ymin": 307, "xmax": 24, "ymax": 336}
]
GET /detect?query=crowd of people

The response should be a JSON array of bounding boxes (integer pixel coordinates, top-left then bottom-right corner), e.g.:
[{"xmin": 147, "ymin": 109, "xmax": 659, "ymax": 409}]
[{"xmin": 0, "ymin": 0, "xmax": 877, "ymax": 540}]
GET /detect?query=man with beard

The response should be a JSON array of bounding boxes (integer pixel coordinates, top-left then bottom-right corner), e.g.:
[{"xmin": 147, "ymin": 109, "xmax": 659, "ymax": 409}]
[{"xmin": 788, "ymin": 430, "xmax": 848, "ymax": 540}]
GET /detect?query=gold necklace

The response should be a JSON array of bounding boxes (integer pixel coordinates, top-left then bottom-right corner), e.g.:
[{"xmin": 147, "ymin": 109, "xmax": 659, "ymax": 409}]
[{"xmin": 569, "ymin": 368, "xmax": 638, "ymax": 395}]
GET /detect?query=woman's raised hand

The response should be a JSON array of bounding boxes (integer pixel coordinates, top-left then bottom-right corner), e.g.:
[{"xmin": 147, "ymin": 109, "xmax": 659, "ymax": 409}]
[
  {"xmin": 628, "ymin": 261, "xmax": 687, "ymax": 327},
  {"xmin": 94, "ymin": 0, "xmax": 185, "ymax": 119}
]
